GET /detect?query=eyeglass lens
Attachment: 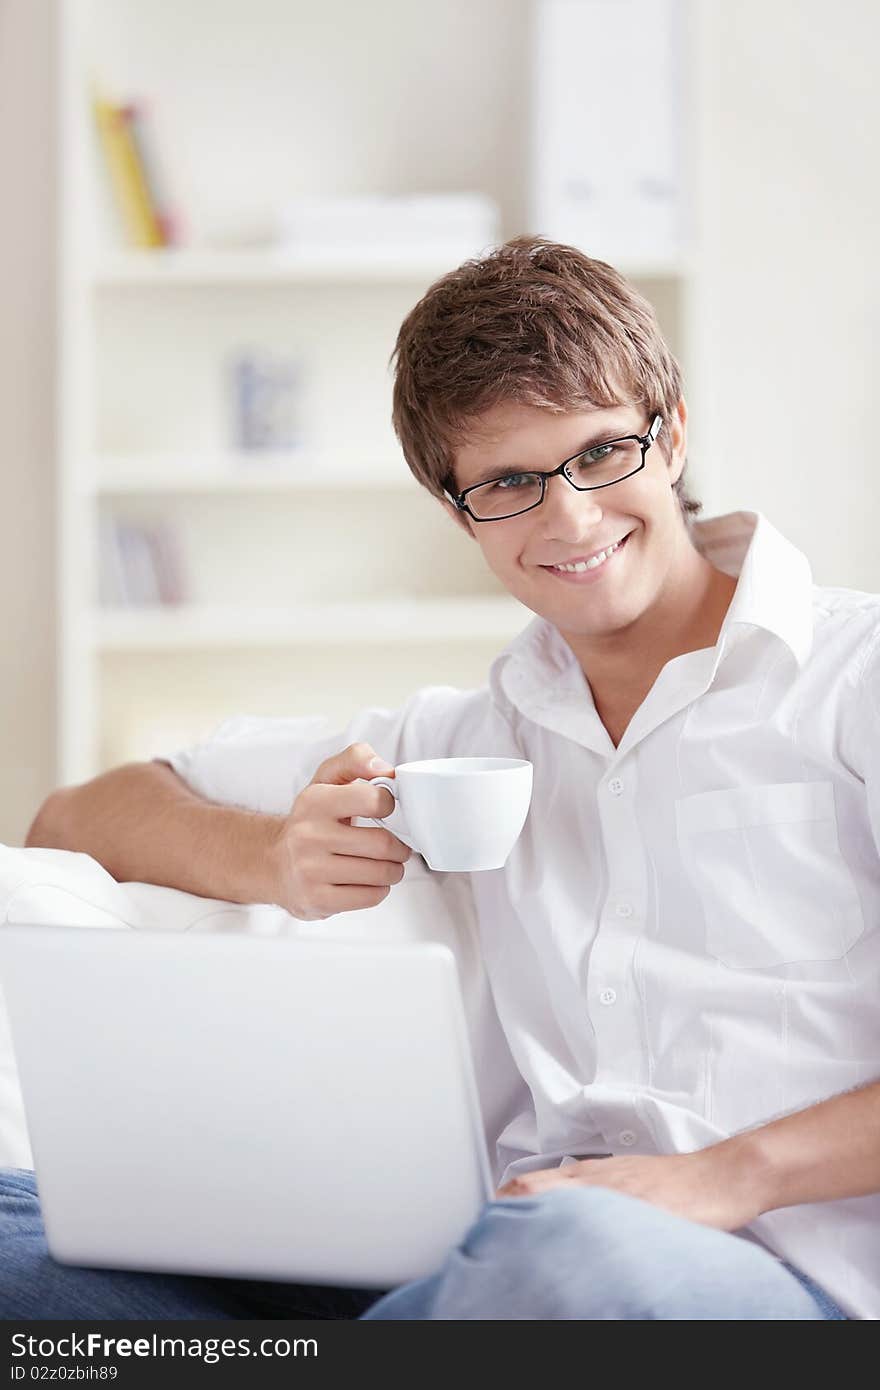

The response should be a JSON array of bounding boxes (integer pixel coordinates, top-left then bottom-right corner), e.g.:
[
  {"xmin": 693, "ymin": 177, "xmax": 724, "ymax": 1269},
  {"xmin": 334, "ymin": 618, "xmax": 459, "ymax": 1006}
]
[{"xmin": 467, "ymin": 436, "xmax": 643, "ymax": 520}]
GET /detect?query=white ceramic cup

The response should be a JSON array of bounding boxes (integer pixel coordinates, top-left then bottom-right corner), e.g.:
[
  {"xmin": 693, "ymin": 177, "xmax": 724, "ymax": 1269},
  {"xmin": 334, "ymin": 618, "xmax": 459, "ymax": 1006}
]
[{"xmin": 361, "ymin": 756, "xmax": 533, "ymax": 872}]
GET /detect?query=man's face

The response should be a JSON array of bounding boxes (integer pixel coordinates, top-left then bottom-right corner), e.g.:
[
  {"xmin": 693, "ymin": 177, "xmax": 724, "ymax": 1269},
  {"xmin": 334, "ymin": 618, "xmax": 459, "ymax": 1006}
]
[{"xmin": 446, "ymin": 398, "xmax": 691, "ymax": 646}]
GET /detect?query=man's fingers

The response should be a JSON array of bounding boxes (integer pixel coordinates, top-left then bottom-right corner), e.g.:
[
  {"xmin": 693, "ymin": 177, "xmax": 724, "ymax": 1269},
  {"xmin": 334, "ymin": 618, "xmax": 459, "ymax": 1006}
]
[
  {"xmin": 278, "ymin": 744, "xmax": 407, "ymax": 921},
  {"xmin": 304, "ymin": 779, "xmax": 397, "ymax": 823},
  {"xmin": 497, "ymin": 1170, "xmax": 578, "ymax": 1198},
  {"xmin": 309, "ymin": 742, "xmax": 395, "ymax": 788},
  {"xmin": 315, "ymin": 884, "xmax": 394, "ymax": 914},
  {"xmin": 310, "ymin": 853, "xmax": 405, "ymax": 888},
  {"xmin": 324, "ymin": 824, "xmax": 413, "ymax": 862}
]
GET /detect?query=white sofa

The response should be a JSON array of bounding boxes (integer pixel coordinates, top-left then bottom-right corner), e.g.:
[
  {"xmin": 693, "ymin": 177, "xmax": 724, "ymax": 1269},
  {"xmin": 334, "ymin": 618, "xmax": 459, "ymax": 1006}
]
[{"xmin": 0, "ymin": 844, "xmax": 526, "ymax": 1183}]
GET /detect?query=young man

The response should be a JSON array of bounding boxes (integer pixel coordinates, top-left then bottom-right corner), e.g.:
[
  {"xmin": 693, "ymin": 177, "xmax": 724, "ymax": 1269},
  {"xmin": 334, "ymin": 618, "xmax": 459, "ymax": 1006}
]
[{"xmin": 6, "ymin": 238, "xmax": 878, "ymax": 1319}]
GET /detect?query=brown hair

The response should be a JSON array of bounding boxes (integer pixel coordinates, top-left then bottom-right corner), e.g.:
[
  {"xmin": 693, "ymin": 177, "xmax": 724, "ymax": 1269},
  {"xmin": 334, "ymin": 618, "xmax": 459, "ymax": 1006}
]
[{"xmin": 391, "ymin": 235, "xmax": 700, "ymax": 529}]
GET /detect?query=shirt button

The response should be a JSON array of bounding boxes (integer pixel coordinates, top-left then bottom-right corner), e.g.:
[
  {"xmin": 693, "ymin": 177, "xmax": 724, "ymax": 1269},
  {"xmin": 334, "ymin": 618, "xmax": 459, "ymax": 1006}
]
[
  {"xmin": 599, "ymin": 987, "xmax": 617, "ymax": 1006},
  {"xmin": 615, "ymin": 902, "xmax": 634, "ymax": 918},
  {"xmin": 608, "ymin": 777, "xmax": 624, "ymax": 795},
  {"xmin": 619, "ymin": 1130, "xmax": 636, "ymax": 1146}
]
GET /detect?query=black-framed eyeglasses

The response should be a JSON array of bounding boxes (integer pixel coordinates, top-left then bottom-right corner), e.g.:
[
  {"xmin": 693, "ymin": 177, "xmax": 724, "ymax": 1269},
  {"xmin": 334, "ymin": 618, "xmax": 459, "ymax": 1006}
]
[{"xmin": 443, "ymin": 414, "xmax": 663, "ymax": 522}]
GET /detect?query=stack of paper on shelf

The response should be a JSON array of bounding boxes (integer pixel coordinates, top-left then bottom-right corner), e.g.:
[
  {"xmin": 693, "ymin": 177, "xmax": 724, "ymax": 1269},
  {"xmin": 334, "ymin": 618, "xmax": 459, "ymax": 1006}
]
[{"xmin": 278, "ymin": 193, "xmax": 500, "ymax": 259}]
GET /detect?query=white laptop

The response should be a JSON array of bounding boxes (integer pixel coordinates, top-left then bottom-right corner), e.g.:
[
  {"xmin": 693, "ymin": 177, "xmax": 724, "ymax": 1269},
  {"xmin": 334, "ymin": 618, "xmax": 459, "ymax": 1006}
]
[{"xmin": 0, "ymin": 924, "xmax": 493, "ymax": 1289}]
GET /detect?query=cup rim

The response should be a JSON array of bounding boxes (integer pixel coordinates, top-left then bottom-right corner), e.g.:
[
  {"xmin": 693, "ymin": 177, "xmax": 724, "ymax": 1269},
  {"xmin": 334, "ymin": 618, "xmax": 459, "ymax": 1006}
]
[{"xmin": 394, "ymin": 757, "xmax": 532, "ymax": 775}]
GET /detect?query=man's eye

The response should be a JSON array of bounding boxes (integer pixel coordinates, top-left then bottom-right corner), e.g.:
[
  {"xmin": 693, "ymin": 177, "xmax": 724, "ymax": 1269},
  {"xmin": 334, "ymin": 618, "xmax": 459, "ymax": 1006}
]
[
  {"xmin": 491, "ymin": 473, "xmax": 537, "ymax": 492},
  {"xmin": 580, "ymin": 443, "xmax": 616, "ymax": 466}
]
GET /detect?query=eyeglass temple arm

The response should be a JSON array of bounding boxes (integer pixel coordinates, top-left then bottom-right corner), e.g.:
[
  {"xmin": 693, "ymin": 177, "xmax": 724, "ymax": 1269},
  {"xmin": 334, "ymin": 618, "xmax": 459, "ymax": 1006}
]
[{"xmin": 443, "ymin": 482, "xmax": 466, "ymax": 509}]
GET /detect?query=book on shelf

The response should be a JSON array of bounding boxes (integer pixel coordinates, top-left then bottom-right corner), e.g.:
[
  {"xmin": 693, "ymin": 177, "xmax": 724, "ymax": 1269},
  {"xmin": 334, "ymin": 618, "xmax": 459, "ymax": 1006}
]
[
  {"xmin": 91, "ymin": 88, "xmax": 183, "ymax": 249},
  {"xmin": 99, "ymin": 518, "xmax": 187, "ymax": 607},
  {"xmin": 122, "ymin": 101, "xmax": 183, "ymax": 247}
]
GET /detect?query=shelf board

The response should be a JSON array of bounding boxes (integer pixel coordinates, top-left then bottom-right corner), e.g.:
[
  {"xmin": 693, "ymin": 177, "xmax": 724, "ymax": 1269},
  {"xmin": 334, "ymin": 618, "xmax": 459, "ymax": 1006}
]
[
  {"xmin": 91, "ymin": 246, "xmax": 492, "ymax": 287},
  {"xmin": 91, "ymin": 247, "xmax": 692, "ymax": 288},
  {"xmin": 91, "ymin": 598, "xmax": 527, "ymax": 650},
  {"xmin": 87, "ymin": 453, "xmax": 416, "ymax": 495}
]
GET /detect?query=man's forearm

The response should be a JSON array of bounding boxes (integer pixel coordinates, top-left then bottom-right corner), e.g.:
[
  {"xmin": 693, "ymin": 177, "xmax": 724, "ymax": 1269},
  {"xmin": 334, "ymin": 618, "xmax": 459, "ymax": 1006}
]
[
  {"xmin": 25, "ymin": 762, "xmax": 284, "ymax": 906},
  {"xmin": 717, "ymin": 1077, "xmax": 880, "ymax": 1213}
]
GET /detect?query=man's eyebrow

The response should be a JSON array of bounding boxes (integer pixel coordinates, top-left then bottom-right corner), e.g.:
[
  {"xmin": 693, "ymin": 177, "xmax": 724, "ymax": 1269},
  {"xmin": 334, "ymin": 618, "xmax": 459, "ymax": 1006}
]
[{"xmin": 464, "ymin": 419, "xmax": 636, "ymax": 487}]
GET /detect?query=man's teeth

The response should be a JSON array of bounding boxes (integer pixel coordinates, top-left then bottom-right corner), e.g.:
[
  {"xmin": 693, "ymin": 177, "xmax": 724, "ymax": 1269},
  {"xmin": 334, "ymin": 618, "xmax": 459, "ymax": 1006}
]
[{"xmin": 551, "ymin": 539, "xmax": 623, "ymax": 572}]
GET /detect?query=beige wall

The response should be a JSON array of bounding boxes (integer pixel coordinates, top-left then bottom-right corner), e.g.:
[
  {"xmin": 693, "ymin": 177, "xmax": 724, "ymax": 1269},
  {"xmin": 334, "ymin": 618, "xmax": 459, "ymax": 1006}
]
[
  {"xmin": 0, "ymin": 0, "xmax": 56, "ymax": 846},
  {"xmin": 696, "ymin": 0, "xmax": 880, "ymax": 590}
]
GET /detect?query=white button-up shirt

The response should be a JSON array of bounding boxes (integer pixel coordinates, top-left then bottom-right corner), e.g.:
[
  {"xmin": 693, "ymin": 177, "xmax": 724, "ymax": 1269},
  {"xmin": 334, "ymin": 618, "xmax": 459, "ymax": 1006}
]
[{"xmin": 167, "ymin": 511, "xmax": 880, "ymax": 1320}]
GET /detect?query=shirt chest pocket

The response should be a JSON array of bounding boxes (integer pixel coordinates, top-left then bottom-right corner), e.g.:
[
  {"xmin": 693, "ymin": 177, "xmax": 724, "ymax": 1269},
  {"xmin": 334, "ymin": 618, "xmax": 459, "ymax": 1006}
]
[{"xmin": 674, "ymin": 781, "xmax": 864, "ymax": 970}]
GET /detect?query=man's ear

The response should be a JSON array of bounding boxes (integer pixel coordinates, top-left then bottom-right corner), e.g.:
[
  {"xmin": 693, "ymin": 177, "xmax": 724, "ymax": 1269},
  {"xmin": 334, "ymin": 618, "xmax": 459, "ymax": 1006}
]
[
  {"xmin": 440, "ymin": 497, "xmax": 477, "ymax": 539},
  {"xmin": 666, "ymin": 396, "xmax": 688, "ymax": 487}
]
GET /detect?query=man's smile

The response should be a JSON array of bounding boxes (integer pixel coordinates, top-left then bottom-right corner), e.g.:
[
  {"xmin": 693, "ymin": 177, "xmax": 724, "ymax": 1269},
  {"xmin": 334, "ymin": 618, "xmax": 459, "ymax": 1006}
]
[{"xmin": 537, "ymin": 531, "xmax": 633, "ymax": 581}]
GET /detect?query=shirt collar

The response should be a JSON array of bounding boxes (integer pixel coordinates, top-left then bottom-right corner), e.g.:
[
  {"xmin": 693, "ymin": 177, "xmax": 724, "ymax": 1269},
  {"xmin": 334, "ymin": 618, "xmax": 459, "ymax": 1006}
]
[
  {"xmin": 695, "ymin": 510, "xmax": 814, "ymax": 667},
  {"xmin": 489, "ymin": 510, "xmax": 815, "ymax": 730}
]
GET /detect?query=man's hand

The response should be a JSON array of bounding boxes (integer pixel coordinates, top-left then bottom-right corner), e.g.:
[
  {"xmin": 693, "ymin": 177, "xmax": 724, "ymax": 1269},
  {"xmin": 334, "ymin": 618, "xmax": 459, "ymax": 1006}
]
[
  {"xmin": 269, "ymin": 742, "xmax": 413, "ymax": 921},
  {"xmin": 495, "ymin": 1142, "xmax": 771, "ymax": 1232}
]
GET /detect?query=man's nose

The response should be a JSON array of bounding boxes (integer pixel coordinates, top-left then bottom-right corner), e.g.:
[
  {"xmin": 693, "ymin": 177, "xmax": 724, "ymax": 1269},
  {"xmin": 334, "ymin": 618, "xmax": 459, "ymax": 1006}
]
[{"xmin": 539, "ymin": 472, "xmax": 604, "ymax": 532}]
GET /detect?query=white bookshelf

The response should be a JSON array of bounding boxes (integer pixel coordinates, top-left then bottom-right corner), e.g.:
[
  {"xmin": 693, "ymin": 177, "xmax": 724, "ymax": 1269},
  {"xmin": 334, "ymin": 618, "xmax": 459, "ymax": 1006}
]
[
  {"xmin": 86, "ymin": 453, "xmax": 416, "ymax": 495},
  {"xmin": 90, "ymin": 598, "xmax": 526, "ymax": 651},
  {"xmin": 94, "ymin": 247, "xmax": 694, "ymax": 288},
  {"xmin": 58, "ymin": 0, "xmax": 703, "ymax": 783},
  {"xmin": 93, "ymin": 248, "xmax": 504, "ymax": 286}
]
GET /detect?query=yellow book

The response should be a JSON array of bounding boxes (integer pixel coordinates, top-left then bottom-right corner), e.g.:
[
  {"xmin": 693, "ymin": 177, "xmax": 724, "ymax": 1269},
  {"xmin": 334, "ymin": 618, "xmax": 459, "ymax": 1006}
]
[{"xmin": 92, "ymin": 93, "xmax": 164, "ymax": 248}]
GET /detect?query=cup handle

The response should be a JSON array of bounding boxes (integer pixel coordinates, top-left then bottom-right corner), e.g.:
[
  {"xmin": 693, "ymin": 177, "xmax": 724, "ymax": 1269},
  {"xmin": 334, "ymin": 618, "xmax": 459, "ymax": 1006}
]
[{"xmin": 361, "ymin": 776, "xmax": 419, "ymax": 853}]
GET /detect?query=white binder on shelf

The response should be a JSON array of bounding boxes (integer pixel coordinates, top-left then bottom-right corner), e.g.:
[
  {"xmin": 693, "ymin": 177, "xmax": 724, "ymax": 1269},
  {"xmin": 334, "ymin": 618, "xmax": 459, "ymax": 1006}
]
[{"xmin": 530, "ymin": 0, "xmax": 686, "ymax": 265}]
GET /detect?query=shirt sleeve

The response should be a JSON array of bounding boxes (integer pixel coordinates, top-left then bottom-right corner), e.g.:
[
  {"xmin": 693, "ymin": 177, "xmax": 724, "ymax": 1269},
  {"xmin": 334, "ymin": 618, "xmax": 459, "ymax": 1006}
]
[{"xmin": 157, "ymin": 683, "xmax": 508, "ymax": 816}]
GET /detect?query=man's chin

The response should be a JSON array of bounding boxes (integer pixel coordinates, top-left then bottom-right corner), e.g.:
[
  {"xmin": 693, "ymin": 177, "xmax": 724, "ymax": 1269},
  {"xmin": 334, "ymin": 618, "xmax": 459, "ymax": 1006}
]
[
  {"xmin": 513, "ymin": 610, "xmax": 629, "ymax": 652},
  {"xmin": 553, "ymin": 597, "xmax": 649, "ymax": 647},
  {"xmin": 505, "ymin": 576, "xmax": 643, "ymax": 643}
]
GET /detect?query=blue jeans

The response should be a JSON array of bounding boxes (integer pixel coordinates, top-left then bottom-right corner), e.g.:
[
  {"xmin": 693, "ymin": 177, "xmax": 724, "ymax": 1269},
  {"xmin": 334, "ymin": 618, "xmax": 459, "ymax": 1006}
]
[{"xmin": 0, "ymin": 1168, "xmax": 848, "ymax": 1320}]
